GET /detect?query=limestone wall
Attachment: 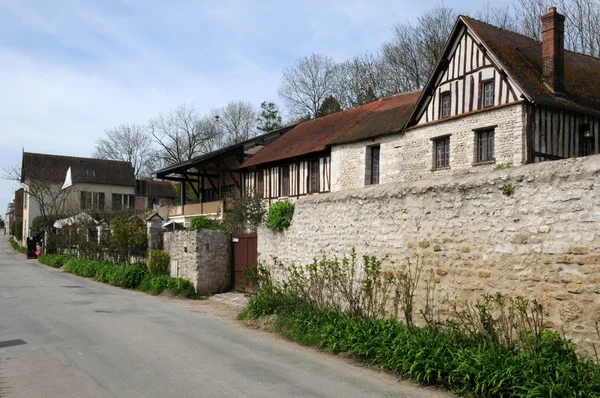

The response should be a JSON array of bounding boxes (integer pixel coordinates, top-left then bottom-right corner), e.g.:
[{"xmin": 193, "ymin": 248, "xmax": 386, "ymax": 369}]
[
  {"xmin": 164, "ymin": 230, "xmax": 231, "ymax": 294},
  {"xmin": 259, "ymin": 155, "xmax": 600, "ymax": 355},
  {"xmin": 330, "ymin": 103, "xmax": 526, "ymax": 192}
]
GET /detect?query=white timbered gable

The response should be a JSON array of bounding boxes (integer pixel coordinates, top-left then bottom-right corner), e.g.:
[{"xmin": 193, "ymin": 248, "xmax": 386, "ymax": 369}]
[{"xmin": 415, "ymin": 24, "xmax": 524, "ymax": 125}]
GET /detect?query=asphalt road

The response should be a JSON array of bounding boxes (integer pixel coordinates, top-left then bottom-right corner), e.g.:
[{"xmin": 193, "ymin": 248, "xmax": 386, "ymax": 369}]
[{"xmin": 0, "ymin": 238, "xmax": 450, "ymax": 398}]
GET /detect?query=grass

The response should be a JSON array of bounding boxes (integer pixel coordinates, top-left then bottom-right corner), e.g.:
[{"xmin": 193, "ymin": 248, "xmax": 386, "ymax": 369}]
[
  {"xmin": 240, "ymin": 289, "xmax": 600, "ymax": 397},
  {"xmin": 37, "ymin": 255, "xmax": 203, "ymax": 300},
  {"xmin": 8, "ymin": 237, "xmax": 28, "ymax": 254},
  {"xmin": 39, "ymin": 254, "xmax": 73, "ymax": 268}
]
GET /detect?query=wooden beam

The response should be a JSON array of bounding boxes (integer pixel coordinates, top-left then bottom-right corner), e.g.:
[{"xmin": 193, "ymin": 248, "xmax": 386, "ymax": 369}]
[
  {"xmin": 227, "ymin": 170, "xmax": 242, "ymax": 191},
  {"xmin": 202, "ymin": 171, "xmax": 218, "ymax": 191}
]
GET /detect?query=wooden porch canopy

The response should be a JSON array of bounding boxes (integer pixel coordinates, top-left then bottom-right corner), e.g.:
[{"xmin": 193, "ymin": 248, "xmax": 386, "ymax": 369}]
[{"xmin": 154, "ymin": 127, "xmax": 293, "ymax": 206}]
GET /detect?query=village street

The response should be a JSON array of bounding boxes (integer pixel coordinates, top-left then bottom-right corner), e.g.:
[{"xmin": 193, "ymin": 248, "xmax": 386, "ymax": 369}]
[{"xmin": 0, "ymin": 238, "xmax": 449, "ymax": 398}]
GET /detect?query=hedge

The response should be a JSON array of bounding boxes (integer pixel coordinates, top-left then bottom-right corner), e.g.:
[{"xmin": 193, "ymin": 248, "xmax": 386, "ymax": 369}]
[
  {"xmin": 39, "ymin": 254, "xmax": 75, "ymax": 268},
  {"xmin": 61, "ymin": 257, "xmax": 201, "ymax": 299}
]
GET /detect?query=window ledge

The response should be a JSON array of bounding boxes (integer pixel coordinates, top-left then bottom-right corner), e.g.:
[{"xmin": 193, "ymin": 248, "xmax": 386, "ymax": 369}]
[
  {"xmin": 431, "ymin": 166, "xmax": 451, "ymax": 171},
  {"xmin": 472, "ymin": 160, "xmax": 496, "ymax": 166}
]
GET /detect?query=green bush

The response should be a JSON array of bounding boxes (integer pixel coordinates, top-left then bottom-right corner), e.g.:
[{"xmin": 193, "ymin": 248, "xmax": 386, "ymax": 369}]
[
  {"xmin": 265, "ymin": 201, "xmax": 294, "ymax": 231},
  {"xmin": 39, "ymin": 254, "xmax": 74, "ymax": 268},
  {"xmin": 9, "ymin": 216, "xmax": 23, "ymax": 240},
  {"xmin": 138, "ymin": 274, "xmax": 200, "ymax": 299},
  {"xmin": 8, "ymin": 237, "xmax": 27, "ymax": 254},
  {"xmin": 109, "ymin": 216, "xmax": 148, "ymax": 263},
  {"xmin": 9, "ymin": 237, "xmax": 19, "ymax": 250},
  {"xmin": 189, "ymin": 215, "xmax": 226, "ymax": 231},
  {"xmin": 62, "ymin": 256, "xmax": 202, "ymax": 299},
  {"xmin": 241, "ymin": 290, "xmax": 600, "ymax": 397},
  {"xmin": 222, "ymin": 191, "xmax": 266, "ymax": 233},
  {"xmin": 147, "ymin": 250, "xmax": 170, "ymax": 275},
  {"xmin": 63, "ymin": 258, "xmax": 145, "ymax": 288}
]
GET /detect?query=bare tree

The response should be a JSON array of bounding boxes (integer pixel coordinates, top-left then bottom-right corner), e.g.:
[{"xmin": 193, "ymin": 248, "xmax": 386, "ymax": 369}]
[
  {"xmin": 475, "ymin": 1, "xmax": 519, "ymax": 32},
  {"xmin": 217, "ymin": 100, "xmax": 258, "ymax": 145},
  {"xmin": 93, "ymin": 123, "xmax": 156, "ymax": 178},
  {"xmin": 334, "ymin": 53, "xmax": 386, "ymax": 109},
  {"xmin": 556, "ymin": 0, "xmax": 600, "ymax": 57},
  {"xmin": 381, "ymin": 5, "xmax": 457, "ymax": 91},
  {"xmin": 278, "ymin": 53, "xmax": 338, "ymax": 119},
  {"xmin": 148, "ymin": 104, "xmax": 219, "ymax": 166},
  {"xmin": 481, "ymin": 0, "xmax": 600, "ymax": 57},
  {"xmin": 2, "ymin": 165, "xmax": 75, "ymax": 236}
]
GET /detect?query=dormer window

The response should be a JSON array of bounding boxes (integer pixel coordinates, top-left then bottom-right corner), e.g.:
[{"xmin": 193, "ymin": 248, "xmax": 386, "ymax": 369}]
[
  {"xmin": 86, "ymin": 169, "xmax": 96, "ymax": 177},
  {"xmin": 441, "ymin": 93, "xmax": 451, "ymax": 118}
]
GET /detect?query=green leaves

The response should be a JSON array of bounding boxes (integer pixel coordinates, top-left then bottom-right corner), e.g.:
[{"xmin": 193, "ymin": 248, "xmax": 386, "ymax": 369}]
[
  {"xmin": 39, "ymin": 254, "xmax": 73, "ymax": 268},
  {"xmin": 147, "ymin": 250, "xmax": 170, "ymax": 275},
  {"xmin": 189, "ymin": 215, "xmax": 226, "ymax": 231},
  {"xmin": 242, "ymin": 290, "xmax": 600, "ymax": 397},
  {"xmin": 265, "ymin": 201, "xmax": 295, "ymax": 231},
  {"xmin": 61, "ymin": 257, "xmax": 200, "ymax": 299}
]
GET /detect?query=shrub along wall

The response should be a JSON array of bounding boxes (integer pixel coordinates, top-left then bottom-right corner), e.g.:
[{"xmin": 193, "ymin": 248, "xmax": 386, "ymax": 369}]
[{"xmin": 258, "ymin": 155, "xmax": 600, "ymax": 357}]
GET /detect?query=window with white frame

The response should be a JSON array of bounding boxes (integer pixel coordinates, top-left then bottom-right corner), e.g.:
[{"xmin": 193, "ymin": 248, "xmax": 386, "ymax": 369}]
[
  {"xmin": 112, "ymin": 193, "xmax": 135, "ymax": 211},
  {"xmin": 80, "ymin": 191, "xmax": 105, "ymax": 211},
  {"xmin": 483, "ymin": 80, "xmax": 495, "ymax": 108},
  {"xmin": 433, "ymin": 136, "xmax": 450, "ymax": 169},
  {"xmin": 441, "ymin": 93, "xmax": 451, "ymax": 118},
  {"xmin": 476, "ymin": 130, "xmax": 495, "ymax": 163}
]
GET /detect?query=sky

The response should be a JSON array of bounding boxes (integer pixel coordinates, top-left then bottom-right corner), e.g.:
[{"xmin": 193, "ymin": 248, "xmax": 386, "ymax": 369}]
[{"xmin": 0, "ymin": 0, "xmax": 489, "ymax": 215}]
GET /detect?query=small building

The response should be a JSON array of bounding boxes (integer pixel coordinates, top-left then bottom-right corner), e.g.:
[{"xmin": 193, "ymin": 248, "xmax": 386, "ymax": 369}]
[{"xmin": 20, "ymin": 152, "xmax": 136, "ymax": 242}]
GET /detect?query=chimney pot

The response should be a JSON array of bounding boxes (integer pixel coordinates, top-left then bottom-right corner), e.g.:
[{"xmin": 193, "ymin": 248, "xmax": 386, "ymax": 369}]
[{"xmin": 541, "ymin": 6, "xmax": 565, "ymax": 95}]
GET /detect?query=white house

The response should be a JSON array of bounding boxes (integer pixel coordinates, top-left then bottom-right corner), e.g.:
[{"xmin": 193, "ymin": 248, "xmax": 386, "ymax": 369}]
[{"xmin": 20, "ymin": 152, "xmax": 137, "ymax": 241}]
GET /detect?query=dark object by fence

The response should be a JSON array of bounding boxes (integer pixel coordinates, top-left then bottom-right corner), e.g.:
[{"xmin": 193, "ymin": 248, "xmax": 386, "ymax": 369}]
[{"xmin": 26, "ymin": 237, "xmax": 37, "ymax": 259}]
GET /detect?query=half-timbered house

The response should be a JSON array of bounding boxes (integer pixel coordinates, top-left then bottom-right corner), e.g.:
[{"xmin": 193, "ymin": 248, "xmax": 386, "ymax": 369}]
[
  {"xmin": 330, "ymin": 7, "xmax": 600, "ymax": 187},
  {"xmin": 239, "ymin": 92, "xmax": 421, "ymax": 202},
  {"xmin": 154, "ymin": 126, "xmax": 292, "ymax": 225}
]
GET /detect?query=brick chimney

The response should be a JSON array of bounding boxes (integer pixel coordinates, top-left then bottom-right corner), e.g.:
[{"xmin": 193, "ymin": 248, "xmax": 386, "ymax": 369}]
[{"xmin": 541, "ymin": 7, "xmax": 565, "ymax": 95}]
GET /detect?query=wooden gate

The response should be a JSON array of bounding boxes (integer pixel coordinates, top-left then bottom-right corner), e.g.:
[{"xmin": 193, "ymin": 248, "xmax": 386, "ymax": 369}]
[{"xmin": 232, "ymin": 233, "xmax": 258, "ymax": 289}]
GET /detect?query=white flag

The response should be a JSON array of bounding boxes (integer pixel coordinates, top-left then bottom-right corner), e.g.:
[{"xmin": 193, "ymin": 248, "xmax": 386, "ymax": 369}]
[{"xmin": 62, "ymin": 166, "xmax": 72, "ymax": 189}]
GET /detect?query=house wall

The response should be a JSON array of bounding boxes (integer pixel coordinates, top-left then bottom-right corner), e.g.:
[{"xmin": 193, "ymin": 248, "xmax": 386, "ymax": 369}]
[
  {"xmin": 243, "ymin": 155, "xmax": 331, "ymax": 203},
  {"xmin": 22, "ymin": 181, "xmax": 135, "ymax": 241},
  {"xmin": 416, "ymin": 28, "xmax": 523, "ymax": 125},
  {"xmin": 258, "ymin": 154, "xmax": 600, "ymax": 357},
  {"xmin": 531, "ymin": 105, "xmax": 600, "ymax": 161},
  {"xmin": 331, "ymin": 103, "xmax": 526, "ymax": 192}
]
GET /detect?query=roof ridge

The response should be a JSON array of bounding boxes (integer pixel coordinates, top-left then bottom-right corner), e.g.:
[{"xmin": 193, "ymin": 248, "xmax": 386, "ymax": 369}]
[
  {"xmin": 24, "ymin": 151, "xmax": 132, "ymax": 164},
  {"xmin": 461, "ymin": 15, "xmax": 541, "ymax": 43},
  {"xmin": 462, "ymin": 15, "xmax": 600, "ymax": 61},
  {"xmin": 564, "ymin": 48, "xmax": 600, "ymax": 61}
]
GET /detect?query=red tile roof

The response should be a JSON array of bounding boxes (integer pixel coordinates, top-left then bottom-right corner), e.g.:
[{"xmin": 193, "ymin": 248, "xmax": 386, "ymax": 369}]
[
  {"xmin": 331, "ymin": 92, "xmax": 421, "ymax": 145},
  {"xmin": 241, "ymin": 92, "xmax": 421, "ymax": 168},
  {"xmin": 463, "ymin": 16, "xmax": 600, "ymax": 117}
]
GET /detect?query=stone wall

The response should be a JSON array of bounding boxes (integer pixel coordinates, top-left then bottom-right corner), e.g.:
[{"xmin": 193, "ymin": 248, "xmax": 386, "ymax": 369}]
[
  {"xmin": 164, "ymin": 230, "xmax": 231, "ymax": 294},
  {"xmin": 330, "ymin": 103, "xmax": 526, "ymax": 192},
  {"xmin": 259, "ymin": 155, "xmax": 600, "ymax": 356}
]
